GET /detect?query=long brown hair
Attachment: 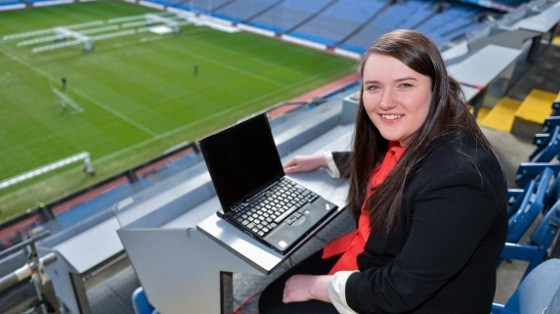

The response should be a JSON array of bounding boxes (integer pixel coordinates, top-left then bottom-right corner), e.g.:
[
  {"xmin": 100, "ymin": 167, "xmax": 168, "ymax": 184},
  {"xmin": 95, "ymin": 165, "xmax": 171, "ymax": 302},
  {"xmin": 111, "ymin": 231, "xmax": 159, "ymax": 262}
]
[{"xmin": 346, "ymin": 29, "xmax": 494, "ymax": 234}]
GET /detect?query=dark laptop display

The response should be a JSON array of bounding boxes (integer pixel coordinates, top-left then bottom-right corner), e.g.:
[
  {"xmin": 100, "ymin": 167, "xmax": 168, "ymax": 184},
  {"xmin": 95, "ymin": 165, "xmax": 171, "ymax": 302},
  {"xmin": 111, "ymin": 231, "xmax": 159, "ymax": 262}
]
[{"xmin": 198, "ymin": 113, "xmax": 338, "ymax": 254}]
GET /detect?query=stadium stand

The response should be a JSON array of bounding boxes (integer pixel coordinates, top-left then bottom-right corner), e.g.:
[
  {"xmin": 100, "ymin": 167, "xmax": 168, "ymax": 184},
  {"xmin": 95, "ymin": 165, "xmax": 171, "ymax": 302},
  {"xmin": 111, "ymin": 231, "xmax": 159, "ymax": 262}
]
[
  {"xmin": 341, "ymin": 0, "xmax": 434, "ymax": 52},
  {"xmin": 415, "ymin": 2, "xmax": 484, "ymax": 45},
  {"xmin": 0, "ymin": 0, "xmax": 22, "ymax": 5},
  {"xmin": 248, "ymin": 0, "xmax": 334, "ymax": 33},
  {"xmin": 188, "ymin": 0, "xmax": 233, "ymax": 13},
  {"xmin": 213, "ymin": 0, "xmax": 280, "ymax": 23},
  {"xmin": 287, "ymin": 0, "xmax": 387, "ymax": 46}
]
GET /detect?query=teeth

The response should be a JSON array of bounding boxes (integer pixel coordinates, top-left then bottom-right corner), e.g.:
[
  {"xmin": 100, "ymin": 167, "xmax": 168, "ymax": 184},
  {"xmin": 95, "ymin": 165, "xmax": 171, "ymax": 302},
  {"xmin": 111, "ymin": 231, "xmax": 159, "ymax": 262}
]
[{"xmin": 382, "ymin": 114, "xmax": 402, "ymax": 120}]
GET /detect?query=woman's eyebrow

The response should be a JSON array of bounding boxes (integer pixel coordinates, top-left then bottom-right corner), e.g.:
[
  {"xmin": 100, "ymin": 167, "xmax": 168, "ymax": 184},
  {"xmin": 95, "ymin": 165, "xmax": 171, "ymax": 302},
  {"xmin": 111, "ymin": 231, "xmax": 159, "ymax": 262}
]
[
  {"xmin": 363, "ymin": 77, "xmax": 418, "ymax": 84},
  {"xmin": 363, "ymin": 80, "xmax": 378, "ymax": 84},
  {"xmin": 395, "ymin": 77, "xmax": 417, "ymax": 82}
]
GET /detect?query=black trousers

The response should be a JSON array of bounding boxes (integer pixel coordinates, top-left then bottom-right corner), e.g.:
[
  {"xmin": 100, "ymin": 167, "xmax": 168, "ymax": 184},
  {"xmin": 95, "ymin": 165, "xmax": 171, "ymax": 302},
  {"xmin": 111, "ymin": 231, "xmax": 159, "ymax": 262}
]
[{"xmin": 258, "ymin": 250, "xmax": 341, "ymax": 313}]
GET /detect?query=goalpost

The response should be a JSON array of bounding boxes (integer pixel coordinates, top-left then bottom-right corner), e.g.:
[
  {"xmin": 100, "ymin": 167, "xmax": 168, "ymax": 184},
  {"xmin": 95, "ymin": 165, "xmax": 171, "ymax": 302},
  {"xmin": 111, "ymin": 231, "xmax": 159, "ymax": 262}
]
[
  {"xmin": 53, "ymin": 27, "xmax": 93, "ymax": 52},
  {"xmin": 30, "ymin": 27, "xmax": 94, "ymax": 53},
  {"xmin": 0, "ymin": 152, "xmax": 95, "ymax": 191},
  {"xmin": 52, "ymin": 87, "xmax": 84, "ymax": 114},
  {"xmin": 145, "ymin": 13, "xmax": 182, "ymax": 34}
]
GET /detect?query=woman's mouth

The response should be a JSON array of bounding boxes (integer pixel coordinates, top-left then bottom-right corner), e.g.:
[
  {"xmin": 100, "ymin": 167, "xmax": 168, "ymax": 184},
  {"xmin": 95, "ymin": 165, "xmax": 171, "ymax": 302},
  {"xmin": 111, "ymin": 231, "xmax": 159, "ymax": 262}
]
[{"xmin": 381, "ymin": 114, "xmax": 403, "ymax": 120}]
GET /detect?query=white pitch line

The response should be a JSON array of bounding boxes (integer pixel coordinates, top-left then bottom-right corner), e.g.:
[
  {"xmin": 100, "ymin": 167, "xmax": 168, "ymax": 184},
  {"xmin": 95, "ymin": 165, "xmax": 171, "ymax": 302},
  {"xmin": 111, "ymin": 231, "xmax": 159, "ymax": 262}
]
[
  {"xmin": 69, "ymin": 88, "xmax": 159, "ymax": 137},
  {"xmin": 0, "ymin": 45, "xmax": 159, "ymax": 138}
]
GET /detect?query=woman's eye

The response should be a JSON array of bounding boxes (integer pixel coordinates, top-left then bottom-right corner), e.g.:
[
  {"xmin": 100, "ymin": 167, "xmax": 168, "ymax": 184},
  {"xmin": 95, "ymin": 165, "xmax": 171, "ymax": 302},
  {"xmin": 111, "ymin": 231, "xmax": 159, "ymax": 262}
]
[
  {"xmin": 399, "ymin": 83, "xmax": 413, "ymax": 88},
  {"xmin": 367, "ymin": 85, "xmax": 380, "ymax": 91}
]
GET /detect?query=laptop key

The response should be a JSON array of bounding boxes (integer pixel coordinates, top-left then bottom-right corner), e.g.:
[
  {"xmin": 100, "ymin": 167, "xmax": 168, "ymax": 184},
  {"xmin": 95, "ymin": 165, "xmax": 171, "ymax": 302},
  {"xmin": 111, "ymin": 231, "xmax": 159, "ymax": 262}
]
[{"xmin": 274, "ymin": 206, "xmax": 298, "ymax": 223}]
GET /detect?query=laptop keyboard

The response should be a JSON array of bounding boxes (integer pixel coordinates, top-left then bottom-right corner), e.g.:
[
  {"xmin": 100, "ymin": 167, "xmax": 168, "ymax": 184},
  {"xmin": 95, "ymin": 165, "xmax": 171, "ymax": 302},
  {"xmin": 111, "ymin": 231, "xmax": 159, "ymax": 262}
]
[{"xmin": 232, "ymin": 178, "xmax": 319, "ymax": 237}]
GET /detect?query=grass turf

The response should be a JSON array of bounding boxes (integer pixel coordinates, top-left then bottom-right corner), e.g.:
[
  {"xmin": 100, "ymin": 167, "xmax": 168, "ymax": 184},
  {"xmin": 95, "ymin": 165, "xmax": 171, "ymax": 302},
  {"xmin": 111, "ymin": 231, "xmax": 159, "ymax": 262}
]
[{"xmin": 0, "ymin": 1, "xmax": 357, "ymax": 222}]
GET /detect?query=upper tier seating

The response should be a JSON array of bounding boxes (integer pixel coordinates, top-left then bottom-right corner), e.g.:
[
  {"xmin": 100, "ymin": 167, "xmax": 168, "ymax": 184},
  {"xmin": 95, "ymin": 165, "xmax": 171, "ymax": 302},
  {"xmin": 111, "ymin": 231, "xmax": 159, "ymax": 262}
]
[
  {"xmin": 415, "ymin": 3, "xmax": 482, "ymax": 45},
  {"xmin": 249, "ymin": 0, "xmax": 332, "ymax": 33},
  {"xmin": 213, "ymin": 0, "xmax": 280, "ymax": 23},
  {"xmin": 288, "ymin": 0, "xmax": 387, "ymax": 46}
]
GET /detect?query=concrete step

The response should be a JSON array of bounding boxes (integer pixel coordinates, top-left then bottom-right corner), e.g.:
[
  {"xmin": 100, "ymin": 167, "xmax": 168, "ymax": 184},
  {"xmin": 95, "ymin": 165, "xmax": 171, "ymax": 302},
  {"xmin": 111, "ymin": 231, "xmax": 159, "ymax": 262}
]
[
  {"xmin": 479, "ymin": 97, "xmax": 522, "ymax": 132},
  {"xmin": 553, "ymin": 35, "xmax": 560, "ymax": 46},
  {"xmin": 475, "ymin": 106, "xmax": 491, "ymax": 123},
  {"xmin": 511, "ymin": 89, "xmax": 557, "ymax": 139}
]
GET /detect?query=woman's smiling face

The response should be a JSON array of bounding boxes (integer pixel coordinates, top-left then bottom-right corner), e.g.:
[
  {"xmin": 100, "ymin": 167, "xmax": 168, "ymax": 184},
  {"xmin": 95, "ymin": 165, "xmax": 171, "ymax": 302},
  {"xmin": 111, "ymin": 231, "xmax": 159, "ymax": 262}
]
[{"xmin": 362, "ymin": 53, "xmax": 433, "ymax": 147}]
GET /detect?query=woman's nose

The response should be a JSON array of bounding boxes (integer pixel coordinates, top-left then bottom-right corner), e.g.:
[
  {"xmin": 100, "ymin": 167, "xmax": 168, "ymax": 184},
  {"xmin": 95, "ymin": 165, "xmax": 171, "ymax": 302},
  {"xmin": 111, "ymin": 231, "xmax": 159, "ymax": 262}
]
[{"xmin": 379, "ymin": 90, "xmax": 396, "ymax": 110}]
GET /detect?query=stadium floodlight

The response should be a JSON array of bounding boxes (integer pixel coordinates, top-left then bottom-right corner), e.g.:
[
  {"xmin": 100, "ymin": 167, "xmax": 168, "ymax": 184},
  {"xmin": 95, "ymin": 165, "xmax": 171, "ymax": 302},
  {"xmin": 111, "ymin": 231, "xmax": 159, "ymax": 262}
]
[
  {"xmin": 53, "ymin": 27, "xmax": 93, "ymax": 52},
  {"xmin": 52, "ymin": 88, "xmax": 84, "ymax": 114},
  {"xmin": 0, "ymin": 152, "xmax": 95, "ymax": 191}
]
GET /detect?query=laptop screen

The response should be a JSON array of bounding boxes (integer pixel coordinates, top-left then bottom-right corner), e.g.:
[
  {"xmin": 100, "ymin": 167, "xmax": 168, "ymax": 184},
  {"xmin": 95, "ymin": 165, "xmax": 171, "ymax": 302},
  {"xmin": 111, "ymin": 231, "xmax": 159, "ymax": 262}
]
[{"xmin": 199, "ymin": 114, "xmax": 285, "ymax": 212}]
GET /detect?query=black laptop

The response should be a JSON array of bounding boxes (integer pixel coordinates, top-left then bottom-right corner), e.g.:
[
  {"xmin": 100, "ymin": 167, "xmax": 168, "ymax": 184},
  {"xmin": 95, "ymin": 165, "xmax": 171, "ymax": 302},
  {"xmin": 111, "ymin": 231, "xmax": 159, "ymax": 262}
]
[{"xmin": 198, "ymin": 113, "xmax": 338, "ymax": 254}]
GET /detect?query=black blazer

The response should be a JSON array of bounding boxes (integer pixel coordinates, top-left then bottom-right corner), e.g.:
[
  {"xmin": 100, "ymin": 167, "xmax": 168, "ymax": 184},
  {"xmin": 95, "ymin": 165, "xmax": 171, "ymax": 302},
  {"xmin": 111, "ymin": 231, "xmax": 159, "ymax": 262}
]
[{"xmin": 334, "ymin": 136, "xmax": 508, "ymax": 313}]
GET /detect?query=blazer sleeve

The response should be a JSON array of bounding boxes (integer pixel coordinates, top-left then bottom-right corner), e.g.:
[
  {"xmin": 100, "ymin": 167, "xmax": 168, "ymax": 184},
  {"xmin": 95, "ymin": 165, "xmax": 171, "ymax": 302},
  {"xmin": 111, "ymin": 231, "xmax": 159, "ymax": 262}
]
[
  {"xmin": 344, "ymin": 169, "xmax": 504, "ymax": 313},
  {"xmin": 328, "ymin": 151, "xmax": 350, "ymax": 178}
]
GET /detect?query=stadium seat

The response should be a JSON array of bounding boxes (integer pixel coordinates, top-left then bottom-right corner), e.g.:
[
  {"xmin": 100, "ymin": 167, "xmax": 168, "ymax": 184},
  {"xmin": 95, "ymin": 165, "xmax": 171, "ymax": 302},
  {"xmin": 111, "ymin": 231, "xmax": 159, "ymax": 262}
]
[
  {"xmin": 132, "ymin": 287, "xmax": 157, "ymax": 314},
  {"xmin": 491, "ymin": 258, "xmax": 560, "ymax": 314},
  {"xmin": 526, "ymin": 125, "xmax": 560, "ymax": 163},
  {"xmin": 507, "ymin": 167, "xmax": 554, "ymax": 243},
  {"xmin": 518, "ymin": 164, "xmax": 560, "ymax": 212},
  {"xmin": 551, "ymin": 101, "xmax": 560, "ymax": 116},
  {"xmin": 542, "ymin": 115, "xmax": 560, "ymax": 133},
  {"xmin": 500, "ymin": 199, "xmax": 560, "ymax": 277},
  {"xmin": 516, "ymin": 161, "xmax": 560, "ymax": 191},
  {"xmin": 515, "ymin": 100, "xmax": 560, "ymax": 187}
]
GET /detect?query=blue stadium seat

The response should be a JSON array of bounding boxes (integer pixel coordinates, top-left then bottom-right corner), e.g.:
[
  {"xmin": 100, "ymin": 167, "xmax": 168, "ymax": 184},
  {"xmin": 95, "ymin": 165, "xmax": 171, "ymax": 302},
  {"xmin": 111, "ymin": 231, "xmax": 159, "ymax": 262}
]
[
  {"xmin": 249, "ymin": 0, "xmax": 330, "ymax": 33},
  {"xmin": 289, "ymin": 0, "xmax": 386, "ymax": 46},
  {"xmin": 500, "ymin": 200, "xmax": 560, "ymax": 277},
  {"xmin": 551, "ymin": 101, "xmax": 560, "ymax": 116},
  {"xmin": 0, "ymin": 0, "xmax": 22, "ymax": 5},
  {"xmin": 528, "ymin": 126, "xmax": 560, "ymax": 163},
  {"xmin": 507, "ymin": 167, "xmax": 554, "ymax": 243},
  {"xmin": 132, "ymin": 287, "xmax": 157, "ymax": 314},
  {"xmin": 214, "ymin": 0, "xmax": 279, "ymax": 22},
  {"xmin": 516, "ymin": 162, "xmax": 560, "ymax": 189},
  {"xmin": 542, "ymin": 116, "xmax": 560, "ymax": 133},
  {"xmin": 491, "ymin": 258, "xmax": 560, "ymax": 314}
]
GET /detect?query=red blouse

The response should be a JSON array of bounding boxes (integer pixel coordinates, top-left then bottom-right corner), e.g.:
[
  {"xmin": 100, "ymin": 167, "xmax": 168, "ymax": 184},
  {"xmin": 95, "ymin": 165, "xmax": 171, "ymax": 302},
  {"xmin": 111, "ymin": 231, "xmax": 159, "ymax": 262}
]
[{"xmin": 323, "ymin": 142, "xmax": 406, "ymax": 275}]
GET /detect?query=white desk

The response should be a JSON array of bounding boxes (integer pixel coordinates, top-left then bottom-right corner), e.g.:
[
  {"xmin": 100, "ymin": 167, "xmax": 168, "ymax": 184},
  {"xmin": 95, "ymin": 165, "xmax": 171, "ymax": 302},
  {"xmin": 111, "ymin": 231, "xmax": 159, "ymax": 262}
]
[
  {"xmin": 448, "ymin": 45, "xmax": 522, "ymax": 116},
  {"xmin": 36, "ymin": 214, "xmax": 125, "ymax": 314},
  {"xmin": 460, "ymin": 84, "xmax": 480, "ymax": 104},
  {"xmin": 517, "ymin": 2, "xmax": 560, "ymax": 34},
  {"xmin": 516, "ymin": 2, "xmax": 560, "ymax": 62},
  {"xmin": 448, "ymin": 45, "xmax": 522, "ymax": 89}
]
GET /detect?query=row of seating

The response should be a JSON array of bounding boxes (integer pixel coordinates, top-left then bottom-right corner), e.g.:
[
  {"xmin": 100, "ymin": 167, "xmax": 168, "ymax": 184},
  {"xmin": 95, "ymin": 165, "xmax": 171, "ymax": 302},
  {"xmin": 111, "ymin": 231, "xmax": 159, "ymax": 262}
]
[
  {"xmin": 492, "ymin": 98, "xmax": 560, "ymax": 312},
  {"xmin": 151, "ymin": 0, "xmax": 491, "ymax": 51}
]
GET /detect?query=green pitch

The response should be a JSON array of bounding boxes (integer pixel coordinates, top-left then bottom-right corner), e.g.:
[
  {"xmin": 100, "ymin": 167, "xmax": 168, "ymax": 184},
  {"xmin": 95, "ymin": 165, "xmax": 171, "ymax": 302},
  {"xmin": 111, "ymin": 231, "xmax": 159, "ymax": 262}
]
[{"xmin": 0, "ymin": 1, "xmax": 357, "ymax": 222}]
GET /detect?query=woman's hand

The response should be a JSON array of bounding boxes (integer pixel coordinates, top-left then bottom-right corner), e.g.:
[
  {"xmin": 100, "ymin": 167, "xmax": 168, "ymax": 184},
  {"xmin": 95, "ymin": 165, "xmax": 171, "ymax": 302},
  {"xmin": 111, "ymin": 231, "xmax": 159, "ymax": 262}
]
[
  {"xmin": 282, "ymin": 274, "xmax": 331, "ymax": 303},
  {"xmin": 284, "ymin": 155, "xmax": 327, "ymax": 174}
]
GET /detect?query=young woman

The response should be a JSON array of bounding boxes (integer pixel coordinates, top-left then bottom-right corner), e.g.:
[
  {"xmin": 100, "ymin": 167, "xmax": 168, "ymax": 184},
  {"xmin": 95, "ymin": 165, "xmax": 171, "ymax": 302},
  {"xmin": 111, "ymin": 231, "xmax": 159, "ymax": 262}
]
[{"xmin": 258, "ymin": 29, "xmax": 508, "ymax": 313}]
